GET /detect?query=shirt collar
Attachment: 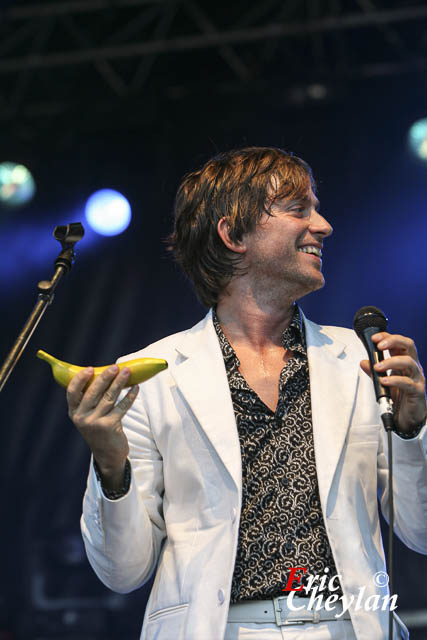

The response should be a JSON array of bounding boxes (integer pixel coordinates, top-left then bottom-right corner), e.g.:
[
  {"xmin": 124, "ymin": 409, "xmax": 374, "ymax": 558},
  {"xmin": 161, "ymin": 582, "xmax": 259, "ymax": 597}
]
[
  {"xmin": 281, "ymin": 304, "xmax": 306, "ymax": 353},
  {"xmin": 212, "ymin": 304, "xmax": 306, "ymax": 369}
]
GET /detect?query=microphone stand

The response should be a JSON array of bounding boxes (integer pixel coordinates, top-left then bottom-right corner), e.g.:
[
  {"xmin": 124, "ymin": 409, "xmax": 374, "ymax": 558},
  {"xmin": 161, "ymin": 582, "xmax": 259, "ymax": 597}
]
[
  {"xmin": 354, "ymin": 308, "xmax": 396, "ymax": 640},
  {"xmin": 371, "ymin": 364, "xmax": 395, "ymax": 640},
  {"xmin": 0, "ymin": 222, "xmax": 84, "ymax": 393},
  {"xmin": 380, "ymin": 410, "xmax": 395, "ymax": 640}
]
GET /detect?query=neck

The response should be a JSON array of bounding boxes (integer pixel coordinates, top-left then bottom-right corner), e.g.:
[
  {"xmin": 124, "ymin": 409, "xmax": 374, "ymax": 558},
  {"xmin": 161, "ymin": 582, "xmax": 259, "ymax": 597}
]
[{"xmin": 215, "ymin": 285, "xmax": 296, "ymax": 351}]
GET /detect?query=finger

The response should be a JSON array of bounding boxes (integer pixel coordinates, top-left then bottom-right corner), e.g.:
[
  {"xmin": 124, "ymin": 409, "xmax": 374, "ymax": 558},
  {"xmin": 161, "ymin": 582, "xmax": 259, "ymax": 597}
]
[
  {"xmin": 360, "ymin": 359, "xmax": 373, "ymax": 379},
  {"xmin": 96, "ymin": 367, "xmax": 133, "ymax": 417},
  {"xmin": 109, "ymin": 384, "xmax": 139, "ymax": 418},
  {"xmin": 371, "ymin": 332, "xmax": 418, "ymax": 360},
  {"xmin": 66, "ymin": 367, "xmax": 94, "ymax": 414},
  {"xmin": 79, "ymin": 365, "xmax": 125, "ymax": 412},
  {"xmin": 380, "ymin": 374, "xmax": 424, "ymax": 394},
  {"xmin": 370, "ymin": 332, "xmax": 389, "ymax": 342},
  {"xmin": 373, "ymin": 355, "xmax": 421, "ymax": 380}
]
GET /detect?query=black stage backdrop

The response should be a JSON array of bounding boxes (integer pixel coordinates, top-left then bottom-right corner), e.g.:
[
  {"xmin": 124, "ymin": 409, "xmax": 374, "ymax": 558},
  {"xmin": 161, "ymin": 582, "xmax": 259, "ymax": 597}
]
[{"xmin": 1, "ymin": 4, "xmax": 427, "ymax": 636}]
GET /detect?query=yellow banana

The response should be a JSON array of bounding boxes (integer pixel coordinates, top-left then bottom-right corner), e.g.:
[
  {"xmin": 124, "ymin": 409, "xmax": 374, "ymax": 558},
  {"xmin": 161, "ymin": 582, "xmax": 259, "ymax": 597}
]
[{"xmin": 37, "ymin": 349, "xmax": 168, "ymax": 389}]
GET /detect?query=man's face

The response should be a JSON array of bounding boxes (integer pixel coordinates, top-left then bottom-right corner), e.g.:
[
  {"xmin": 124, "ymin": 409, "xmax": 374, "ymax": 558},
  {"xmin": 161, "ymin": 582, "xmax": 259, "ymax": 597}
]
[{"xmin": 241, "ymin": 185, "xmax": 333, "ymax": 301}]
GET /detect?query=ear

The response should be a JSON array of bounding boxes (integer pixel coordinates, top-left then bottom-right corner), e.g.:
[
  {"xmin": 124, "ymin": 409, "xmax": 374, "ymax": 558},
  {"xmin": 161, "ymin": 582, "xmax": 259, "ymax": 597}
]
[{"xmin": 217, "ymin": 218, "xmax": 247, "ymax": 254}]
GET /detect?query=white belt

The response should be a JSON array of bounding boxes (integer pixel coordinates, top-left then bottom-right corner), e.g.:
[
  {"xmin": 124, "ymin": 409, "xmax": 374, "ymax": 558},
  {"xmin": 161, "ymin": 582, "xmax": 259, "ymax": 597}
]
[{"xmin": 228, "ymin": 596, "xmax": 351, "ymax": 626}]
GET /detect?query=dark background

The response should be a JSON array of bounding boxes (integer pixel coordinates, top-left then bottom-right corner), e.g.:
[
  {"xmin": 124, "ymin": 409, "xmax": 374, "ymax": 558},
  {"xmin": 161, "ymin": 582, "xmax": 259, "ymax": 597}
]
[{"xmin": 1, "ymin": 0, "xmax": 427, "ymax": 638}]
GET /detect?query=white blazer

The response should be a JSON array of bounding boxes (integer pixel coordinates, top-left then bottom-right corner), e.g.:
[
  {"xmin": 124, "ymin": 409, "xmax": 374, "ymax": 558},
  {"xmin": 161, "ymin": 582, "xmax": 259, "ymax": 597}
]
[{"xmin": 81, "ymin": 309, "xmax": 427, "ymax": 640}]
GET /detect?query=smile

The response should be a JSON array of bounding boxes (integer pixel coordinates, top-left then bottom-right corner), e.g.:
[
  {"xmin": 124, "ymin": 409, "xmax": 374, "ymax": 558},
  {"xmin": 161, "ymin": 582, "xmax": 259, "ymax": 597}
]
[{"xmin": 297, "ymin": 246, "xmax": 322, "ymax": 258}]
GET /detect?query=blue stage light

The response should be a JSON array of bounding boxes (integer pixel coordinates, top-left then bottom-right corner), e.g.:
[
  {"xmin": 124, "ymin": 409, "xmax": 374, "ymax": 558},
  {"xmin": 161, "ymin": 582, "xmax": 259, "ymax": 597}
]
[
  {"xmin": 84, "ymin": 189, "xmax": 131, "ymax": 236},
  {"xmin": 408, "ymin": 118, "xmax": 427, "ymax": 161},
  {"xmin": 0, "ymin": 161, "xmax": 36, "ymax": 207}
]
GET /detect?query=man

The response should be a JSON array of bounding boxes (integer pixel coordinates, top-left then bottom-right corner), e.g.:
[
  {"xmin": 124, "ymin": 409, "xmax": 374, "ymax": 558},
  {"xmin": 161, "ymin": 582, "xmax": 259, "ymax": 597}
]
[{"xmin": 68, "ymin": 147, "xmax": 427, "ymax": 640}]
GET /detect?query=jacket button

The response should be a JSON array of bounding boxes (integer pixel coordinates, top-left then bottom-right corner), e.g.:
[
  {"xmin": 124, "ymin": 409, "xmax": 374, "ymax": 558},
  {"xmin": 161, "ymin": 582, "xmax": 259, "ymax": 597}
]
[
  {"xmin": 218, "ymin": 589, "xmax": 225, "ymax": 604},
  {"xmin": 231, "ymin": 508, "xmax": 237, "ymax": 523}
]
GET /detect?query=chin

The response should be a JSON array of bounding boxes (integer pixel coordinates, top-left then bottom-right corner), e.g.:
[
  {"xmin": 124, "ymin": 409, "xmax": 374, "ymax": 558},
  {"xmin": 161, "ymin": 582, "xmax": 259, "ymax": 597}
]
[
  {"xmin": 300, "ymin": 273, "xmax": 325, "ymax": 295},
  {"xmin": 313, "ymin": 274, "xmax": 325, "ymax": 289}
]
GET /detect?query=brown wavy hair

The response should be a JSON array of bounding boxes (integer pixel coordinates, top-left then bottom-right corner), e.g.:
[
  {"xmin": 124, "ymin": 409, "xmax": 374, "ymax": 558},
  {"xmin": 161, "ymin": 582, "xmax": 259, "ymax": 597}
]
[{"xmin": 167, "ymin": 146, "xmax": 315, "ymax": 308}]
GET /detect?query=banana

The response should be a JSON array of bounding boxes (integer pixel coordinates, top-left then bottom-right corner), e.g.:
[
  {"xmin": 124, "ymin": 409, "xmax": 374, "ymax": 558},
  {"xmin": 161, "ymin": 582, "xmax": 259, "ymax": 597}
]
[{"xmin": 37, "ymin": 349, "xmax": 168, "ymax": 389}]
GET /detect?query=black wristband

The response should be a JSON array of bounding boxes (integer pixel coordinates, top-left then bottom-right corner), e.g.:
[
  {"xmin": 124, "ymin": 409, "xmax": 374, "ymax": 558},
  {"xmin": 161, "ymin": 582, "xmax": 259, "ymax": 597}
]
[
  {"xmin": 393, "ymin": 420, "xmax": 425, "ymax": 440},
  {"xmin": 93, "ymin": 458, "xmax": 131, "ymax": 500}
]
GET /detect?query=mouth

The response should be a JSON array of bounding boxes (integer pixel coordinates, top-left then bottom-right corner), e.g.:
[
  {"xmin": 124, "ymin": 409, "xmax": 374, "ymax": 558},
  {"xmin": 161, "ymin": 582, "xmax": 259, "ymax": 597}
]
[{"xmin": 297, "ymin": 245, "xmax": 322, "ymax": 261}]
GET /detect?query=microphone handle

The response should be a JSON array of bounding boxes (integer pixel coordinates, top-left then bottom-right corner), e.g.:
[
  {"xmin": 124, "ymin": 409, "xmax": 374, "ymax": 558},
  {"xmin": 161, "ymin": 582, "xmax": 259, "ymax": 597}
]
[{"xmin": 361, "ymin": 326, "xmax": 392, "ymax": 403}]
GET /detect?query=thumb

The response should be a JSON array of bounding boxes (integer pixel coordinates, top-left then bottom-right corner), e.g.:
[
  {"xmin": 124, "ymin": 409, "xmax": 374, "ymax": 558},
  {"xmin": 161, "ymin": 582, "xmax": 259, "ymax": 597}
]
[{"xmin": 360, "ymin": 359, "xmax": 373, "ymax": 379}]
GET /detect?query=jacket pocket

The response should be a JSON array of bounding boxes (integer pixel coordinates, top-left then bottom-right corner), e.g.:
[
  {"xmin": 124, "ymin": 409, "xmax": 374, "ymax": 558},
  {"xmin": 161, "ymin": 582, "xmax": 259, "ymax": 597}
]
[{"xmin": 147, "ymin": 602, "xmax": 189, "ymax": 623}]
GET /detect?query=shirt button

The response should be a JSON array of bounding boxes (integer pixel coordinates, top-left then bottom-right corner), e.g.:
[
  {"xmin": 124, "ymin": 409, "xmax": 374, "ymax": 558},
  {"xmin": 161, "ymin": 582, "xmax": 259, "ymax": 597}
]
[
  {"xmin": 231, "ymin": 508, "xmax": 237, "ymax": 523},
  {"xmin": 284, "ymin": 542, "xmax": 294, "ymax": 553},
  {"xmin": 282, "ymin": 477, "xmax": 289, "ymax": 488},
  {"xmin": 218, "ymin": 589, "xmax": 225, "ymax": 604}
]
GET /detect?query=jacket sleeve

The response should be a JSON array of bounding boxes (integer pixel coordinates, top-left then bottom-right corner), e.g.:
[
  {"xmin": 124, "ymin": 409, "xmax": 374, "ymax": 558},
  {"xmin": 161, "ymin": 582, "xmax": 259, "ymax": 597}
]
[
  {"xmin": 377, "ymin": 423, "xmax": 427, "ymax": 554},
  {"xmin": 80, "ymin": 390, "xmax": 166, "ymax": 593}
]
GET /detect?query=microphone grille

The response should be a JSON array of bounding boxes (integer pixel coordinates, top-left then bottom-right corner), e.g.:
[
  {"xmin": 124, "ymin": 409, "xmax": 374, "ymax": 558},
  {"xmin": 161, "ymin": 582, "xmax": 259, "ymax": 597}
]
[{"xmin": 353, "ymin": 305, "xmax": 388, "ymax": 337}]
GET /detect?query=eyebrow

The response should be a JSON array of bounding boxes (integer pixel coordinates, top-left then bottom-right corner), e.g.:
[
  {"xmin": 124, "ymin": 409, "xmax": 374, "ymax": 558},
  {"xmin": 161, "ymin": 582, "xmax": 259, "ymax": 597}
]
[{"xmin": 289, "ymin": 196, "xmax": 320, "ymax": 210}]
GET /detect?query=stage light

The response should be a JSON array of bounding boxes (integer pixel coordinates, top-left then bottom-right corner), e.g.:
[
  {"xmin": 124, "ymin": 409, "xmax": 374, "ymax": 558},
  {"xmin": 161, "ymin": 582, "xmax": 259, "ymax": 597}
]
[
  {"xmin": 84, "ymin": 189, "xmax": 131, "ymax": 236},
  {"xmin": 306, "ymin": 84, "xmax": 328, "ymax": 100},
  {"xmin": 408, "ymin": 118, "xmax": 427, "ymax": 161},
  {"xmin": 0, "ymin": 161, "xmax": 36, "ymax": 207}
]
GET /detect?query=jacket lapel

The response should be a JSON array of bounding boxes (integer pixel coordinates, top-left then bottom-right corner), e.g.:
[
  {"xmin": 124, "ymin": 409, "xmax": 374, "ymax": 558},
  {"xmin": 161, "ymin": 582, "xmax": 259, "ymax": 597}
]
[
  {"xmin": 169, "ymin": 309, "xmax": 359, "ymax": 508},
  {"xmin": 304, "ymin": 315, "xmax": 359, "ymax": 511},
  {"xmin": 170, "ymin": 310, "xmax": 242, "ymax": 492}
]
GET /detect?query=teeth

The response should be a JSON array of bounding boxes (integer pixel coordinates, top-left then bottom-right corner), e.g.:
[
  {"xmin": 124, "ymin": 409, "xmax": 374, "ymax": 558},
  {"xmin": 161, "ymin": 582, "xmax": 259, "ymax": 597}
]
[{"xmin": 298, "ymin": 246, "xmax": 322, "ymax": 257}]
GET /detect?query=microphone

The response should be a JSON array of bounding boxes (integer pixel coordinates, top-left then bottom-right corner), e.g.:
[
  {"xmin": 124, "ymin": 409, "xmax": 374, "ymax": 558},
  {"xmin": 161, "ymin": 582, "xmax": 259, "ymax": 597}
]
[{"xmin": 353, "ymin": 305, "xmax": 394, "ymax": 431}]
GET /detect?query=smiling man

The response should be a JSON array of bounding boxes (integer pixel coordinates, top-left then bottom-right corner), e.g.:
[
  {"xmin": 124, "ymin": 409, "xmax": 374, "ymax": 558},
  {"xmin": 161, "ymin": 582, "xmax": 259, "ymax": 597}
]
[{"xmin": 68, "ymin": 147, "xmax": 427, "ymax": 640}]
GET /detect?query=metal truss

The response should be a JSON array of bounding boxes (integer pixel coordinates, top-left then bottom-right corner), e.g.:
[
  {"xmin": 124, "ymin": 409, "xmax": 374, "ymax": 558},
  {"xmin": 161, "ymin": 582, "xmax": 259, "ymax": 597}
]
[{"xmin": 1, "ymin": 0, "xmax": 427, "ymax": 128}]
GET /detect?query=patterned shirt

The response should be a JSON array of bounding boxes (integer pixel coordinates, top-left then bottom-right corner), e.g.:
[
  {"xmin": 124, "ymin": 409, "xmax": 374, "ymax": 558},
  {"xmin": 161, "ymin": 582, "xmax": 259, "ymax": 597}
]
[{"xmin": 212, "ymin": 305, "xmax": 342, "ymax": 602}]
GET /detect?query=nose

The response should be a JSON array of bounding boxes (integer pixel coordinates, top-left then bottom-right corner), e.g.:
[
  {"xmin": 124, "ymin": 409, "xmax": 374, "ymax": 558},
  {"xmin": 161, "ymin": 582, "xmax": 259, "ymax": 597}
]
[{"xmin": 310, "ymin": 209, "xmax": 333, "ymax": 239}]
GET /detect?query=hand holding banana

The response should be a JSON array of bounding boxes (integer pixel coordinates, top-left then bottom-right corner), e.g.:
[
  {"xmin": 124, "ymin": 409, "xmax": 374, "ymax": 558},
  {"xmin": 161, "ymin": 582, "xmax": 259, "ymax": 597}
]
[
  {"xmin": 66, "ymin": 364, "xmax": 138, "ymax": 490},
  {"xmin": 37, "ymin": 350, "xmax": 168, "ymax": 491}
]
